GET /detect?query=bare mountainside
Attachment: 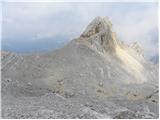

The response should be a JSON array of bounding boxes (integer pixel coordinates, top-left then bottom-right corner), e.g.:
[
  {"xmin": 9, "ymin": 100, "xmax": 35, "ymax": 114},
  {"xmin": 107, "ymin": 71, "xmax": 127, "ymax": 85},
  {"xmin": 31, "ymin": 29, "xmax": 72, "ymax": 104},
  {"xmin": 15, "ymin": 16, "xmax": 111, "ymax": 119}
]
[{"xmin": 1, "ymin": 17, "xmax": 158, "ymax": 119}]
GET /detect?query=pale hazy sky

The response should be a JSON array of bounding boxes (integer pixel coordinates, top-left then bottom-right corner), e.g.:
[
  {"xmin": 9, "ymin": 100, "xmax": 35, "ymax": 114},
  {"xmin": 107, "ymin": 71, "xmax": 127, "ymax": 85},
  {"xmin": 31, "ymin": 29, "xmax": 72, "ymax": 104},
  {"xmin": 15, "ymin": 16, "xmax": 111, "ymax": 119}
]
[{"xmin": 2, "ymin": 2, "xmax": 158, "ymax": 59}]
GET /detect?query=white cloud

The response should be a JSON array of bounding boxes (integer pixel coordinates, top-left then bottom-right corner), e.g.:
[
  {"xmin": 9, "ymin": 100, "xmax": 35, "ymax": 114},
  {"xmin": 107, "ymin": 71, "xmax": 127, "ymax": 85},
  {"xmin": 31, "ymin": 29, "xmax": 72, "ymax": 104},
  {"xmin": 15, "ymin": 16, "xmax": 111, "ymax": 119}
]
[{"xmin": 109, "ymin": 5, "xmax": 158, "ymax": 57}]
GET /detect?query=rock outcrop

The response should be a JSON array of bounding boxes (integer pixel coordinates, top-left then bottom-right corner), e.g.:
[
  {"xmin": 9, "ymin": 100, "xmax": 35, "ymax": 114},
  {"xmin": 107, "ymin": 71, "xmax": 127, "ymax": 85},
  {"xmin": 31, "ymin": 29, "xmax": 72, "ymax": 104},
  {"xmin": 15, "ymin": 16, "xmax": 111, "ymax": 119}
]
[
  {"xmin": 80, "ymin": 16, "xmax": 118, "ymax": 52},
  {"xmin": 79, "ymin": 17, "xmax": 152, "ymax": 84}
]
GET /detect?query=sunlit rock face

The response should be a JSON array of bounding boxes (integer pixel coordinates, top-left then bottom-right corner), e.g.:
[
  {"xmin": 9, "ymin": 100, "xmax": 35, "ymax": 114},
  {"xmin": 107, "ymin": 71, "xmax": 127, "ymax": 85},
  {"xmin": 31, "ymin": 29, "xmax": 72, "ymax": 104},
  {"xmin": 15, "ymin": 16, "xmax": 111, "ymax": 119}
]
[
  {"xmin": 80, "ymin": 16, "xmax": 117, "ymax": 52},
  {"xmin": 80, "ymin": 16, "xmax": 156, "ymax": 84},
  {"xmin": 1, "ymin": 17, "xmax": 158, "ymax": 119}
]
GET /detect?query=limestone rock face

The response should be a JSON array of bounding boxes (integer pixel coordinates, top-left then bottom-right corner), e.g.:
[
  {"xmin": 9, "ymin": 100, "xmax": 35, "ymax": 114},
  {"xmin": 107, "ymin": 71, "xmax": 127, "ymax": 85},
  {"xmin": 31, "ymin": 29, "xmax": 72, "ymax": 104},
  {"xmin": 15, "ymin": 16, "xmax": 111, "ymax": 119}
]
[
  {"xmin": 1, "ymin": 16, "xmax": 158, "ymax": 119},
  {"xmin": 81, "ymin": 17, "xmax": 112, "ymax": 37},
  {"xmin": 80, "ymin": 17, "xmax": 144, "ymax": 56},
  {"xmin": 79, "ymin": 17, "xmax": 151, "ymax": 84},
  {"xmin": 80, "ymin": 16, "xmax": 118, "ymax": 52}
]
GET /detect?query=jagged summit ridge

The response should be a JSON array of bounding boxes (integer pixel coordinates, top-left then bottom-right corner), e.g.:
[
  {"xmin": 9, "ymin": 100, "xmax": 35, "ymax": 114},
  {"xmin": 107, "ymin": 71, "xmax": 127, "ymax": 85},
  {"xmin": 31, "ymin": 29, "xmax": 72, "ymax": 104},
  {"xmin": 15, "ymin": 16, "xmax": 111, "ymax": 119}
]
[
  {"xmin": 80, "ymin": 16, "xmax": 144, "ymax": 57},
  {"xmin": 80, "ymin": 16, "xmax": 119, "ymax": 52},
  {"xmin": 81, "ymin": 16, "xmax": 112, "ymax": 38},
  {"xmin": 79, "ymin": 16, "xmax": 147, "ymax": 82}
]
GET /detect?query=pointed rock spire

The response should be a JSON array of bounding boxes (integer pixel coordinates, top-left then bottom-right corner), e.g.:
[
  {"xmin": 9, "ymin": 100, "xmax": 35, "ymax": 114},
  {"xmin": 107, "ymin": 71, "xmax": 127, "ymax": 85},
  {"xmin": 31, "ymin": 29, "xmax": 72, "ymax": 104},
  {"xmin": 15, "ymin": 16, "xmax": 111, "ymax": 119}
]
[
  {"xmin": 80, "ymin": 16, "xmax": 119, "ymax": 52},
  {"xmin": 81, "ymin": 16, "xmax": 112, "ymax": 38}
]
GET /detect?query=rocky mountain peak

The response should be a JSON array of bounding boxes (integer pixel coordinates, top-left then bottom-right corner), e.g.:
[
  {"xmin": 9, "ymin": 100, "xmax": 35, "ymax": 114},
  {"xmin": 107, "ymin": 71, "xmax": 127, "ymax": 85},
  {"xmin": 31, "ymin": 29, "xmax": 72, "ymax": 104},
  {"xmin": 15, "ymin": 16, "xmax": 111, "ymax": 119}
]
[
  {"xmin": 80, "ymin": 16, "xmax": 119, "ymax": 53},
  {"xmin": 81, "ymin": 16, "xmax": 112, "ymax": 38}
]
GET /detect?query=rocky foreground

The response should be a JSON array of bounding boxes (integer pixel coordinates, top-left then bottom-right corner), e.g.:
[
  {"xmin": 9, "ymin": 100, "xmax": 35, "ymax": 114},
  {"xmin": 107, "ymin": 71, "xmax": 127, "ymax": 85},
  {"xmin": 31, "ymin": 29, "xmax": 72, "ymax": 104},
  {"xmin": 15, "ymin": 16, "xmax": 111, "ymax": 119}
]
[{"xmin": 1, "ymin": 17, "xmax": 159, "ymax": 119}]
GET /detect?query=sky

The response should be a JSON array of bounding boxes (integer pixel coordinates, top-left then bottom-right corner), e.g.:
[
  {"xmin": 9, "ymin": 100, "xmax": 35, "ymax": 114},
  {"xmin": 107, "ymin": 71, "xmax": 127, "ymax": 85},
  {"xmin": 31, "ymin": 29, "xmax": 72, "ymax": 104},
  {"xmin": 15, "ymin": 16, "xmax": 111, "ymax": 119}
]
[{"xmin": 1, "ymin": 1, "xmax": 159, "ymax": 60}]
